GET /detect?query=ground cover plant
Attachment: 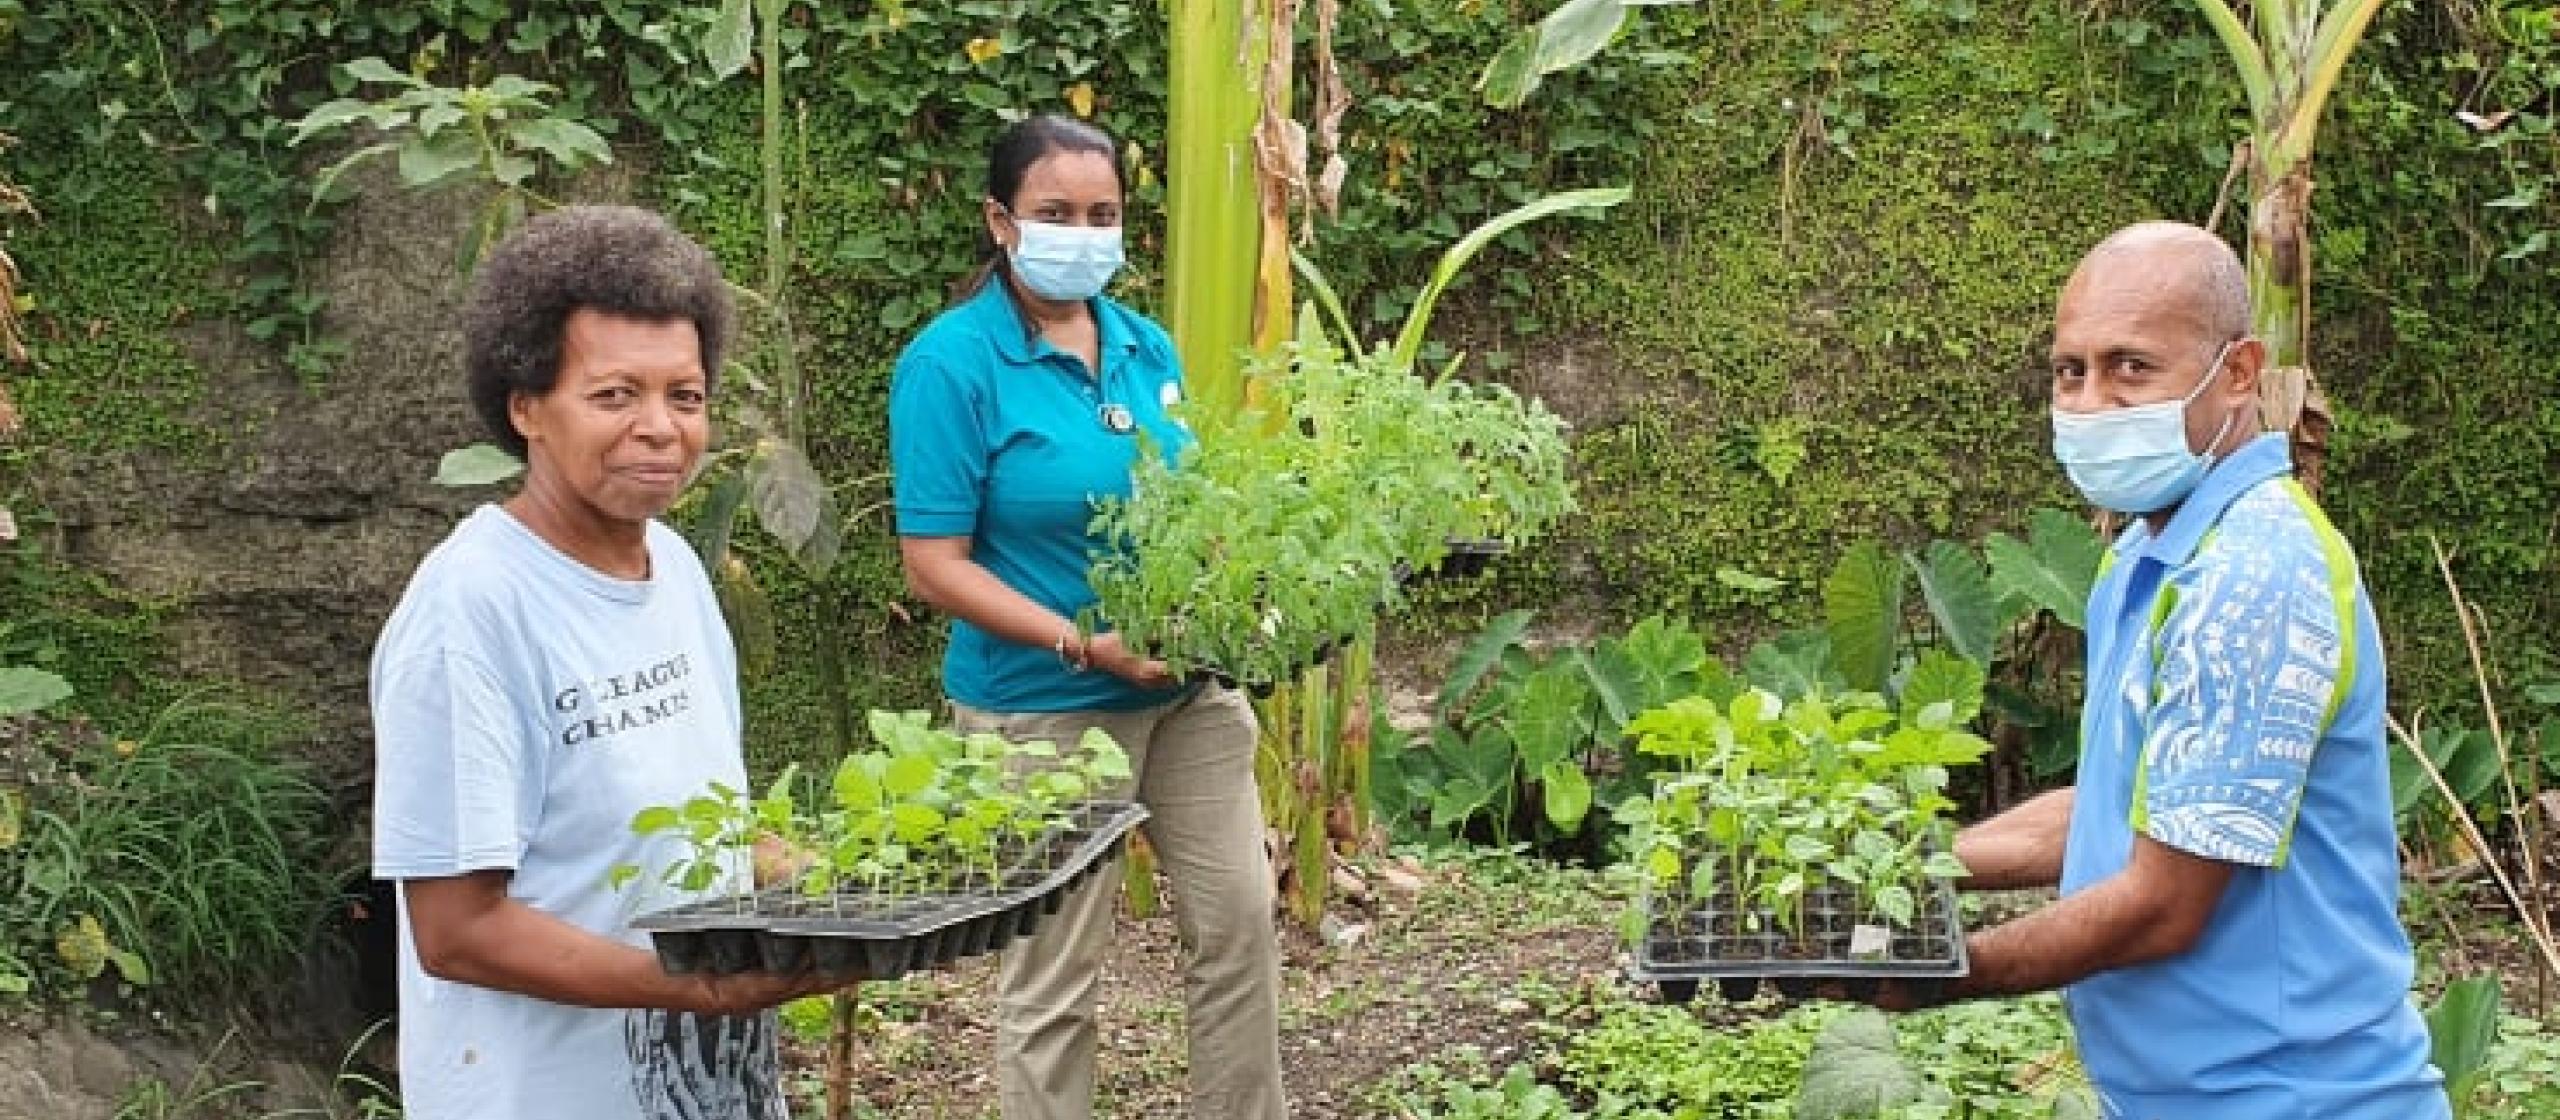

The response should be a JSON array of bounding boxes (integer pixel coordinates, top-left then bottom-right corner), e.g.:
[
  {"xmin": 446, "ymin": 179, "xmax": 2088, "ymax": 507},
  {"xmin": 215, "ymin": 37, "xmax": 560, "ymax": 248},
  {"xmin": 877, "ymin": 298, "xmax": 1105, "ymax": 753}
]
[{"xmin": 0, "ymin": 680, "xmax": 338, "ymax": 1004}]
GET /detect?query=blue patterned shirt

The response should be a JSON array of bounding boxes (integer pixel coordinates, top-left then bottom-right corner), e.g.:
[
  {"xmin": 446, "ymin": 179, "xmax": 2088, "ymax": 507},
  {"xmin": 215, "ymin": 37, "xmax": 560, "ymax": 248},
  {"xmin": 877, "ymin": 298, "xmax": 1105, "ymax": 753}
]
[{"xmin": 2059, "ymin": 433, "xmax": 2445, "ymax": 1119}]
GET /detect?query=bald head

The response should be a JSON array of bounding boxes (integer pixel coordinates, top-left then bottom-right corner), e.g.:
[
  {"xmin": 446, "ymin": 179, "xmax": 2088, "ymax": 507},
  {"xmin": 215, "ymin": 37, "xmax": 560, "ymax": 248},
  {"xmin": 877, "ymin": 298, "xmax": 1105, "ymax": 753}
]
[
  {"xmin": 2047, "ymin": 220, "xmax": 2265, "ymax": 484},
  {"xmin": 2065, "ymin": 221, "xmax": 2251, "ymax": 342}
]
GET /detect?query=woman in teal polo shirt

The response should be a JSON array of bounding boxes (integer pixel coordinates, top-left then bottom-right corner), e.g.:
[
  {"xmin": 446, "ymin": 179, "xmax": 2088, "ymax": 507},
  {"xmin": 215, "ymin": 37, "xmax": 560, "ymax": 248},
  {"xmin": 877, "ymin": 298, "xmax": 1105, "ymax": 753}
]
[{"xmin": 886, "ymin": 115, "xmax": 1287, "ymax": 1120}]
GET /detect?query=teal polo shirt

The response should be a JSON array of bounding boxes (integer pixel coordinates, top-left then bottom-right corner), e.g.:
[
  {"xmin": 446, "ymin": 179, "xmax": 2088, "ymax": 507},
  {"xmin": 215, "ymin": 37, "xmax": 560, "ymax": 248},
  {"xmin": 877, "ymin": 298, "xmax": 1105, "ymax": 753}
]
[
  {"xmin": 887, "ymin": 279, "xmax": 1194, "ymax": 713},
  {"xmin": 2061, "ymin": 433, "xmax": 2445, "ymax": 1119}
]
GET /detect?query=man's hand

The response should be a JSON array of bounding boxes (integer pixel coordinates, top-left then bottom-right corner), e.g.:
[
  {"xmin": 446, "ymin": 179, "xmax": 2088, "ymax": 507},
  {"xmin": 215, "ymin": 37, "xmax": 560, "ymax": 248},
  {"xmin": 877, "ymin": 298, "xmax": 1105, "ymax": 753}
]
[
  {"xmin": 1952, "ymin": 788, "xmax": 2075, "ymax": 892},
  {"xmin": 1953, "ymin": 834, "xmax": 2235, "ymax": 1001}
]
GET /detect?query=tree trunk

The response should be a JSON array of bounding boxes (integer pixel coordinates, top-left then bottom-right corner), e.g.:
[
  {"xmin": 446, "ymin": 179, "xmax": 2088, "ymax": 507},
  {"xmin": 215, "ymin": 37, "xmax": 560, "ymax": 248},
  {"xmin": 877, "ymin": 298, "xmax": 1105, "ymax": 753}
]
[
  {"xmin": 1164, "ymin": 0, "xmax": 1265, "ymax": 419},
  {"xmin": 2248, "ymin": 156, "xmax": 2333, "ymax": 495}
]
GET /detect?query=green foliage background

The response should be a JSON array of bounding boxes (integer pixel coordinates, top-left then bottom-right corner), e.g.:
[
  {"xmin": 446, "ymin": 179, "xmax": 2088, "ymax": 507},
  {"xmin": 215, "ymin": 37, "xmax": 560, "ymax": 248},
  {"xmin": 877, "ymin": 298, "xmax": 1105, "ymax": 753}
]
[{"xmin": 1, "ymin": 0, "xmax": 2554, "ymax": 779}]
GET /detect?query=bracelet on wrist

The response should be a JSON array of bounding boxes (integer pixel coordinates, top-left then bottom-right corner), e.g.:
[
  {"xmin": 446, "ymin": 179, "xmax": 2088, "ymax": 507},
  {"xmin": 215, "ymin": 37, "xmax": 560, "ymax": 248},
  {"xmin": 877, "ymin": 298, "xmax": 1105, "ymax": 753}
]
[{"xmin": 1055, "ymin": 630, "xmax": 1089, "ymax": 673}]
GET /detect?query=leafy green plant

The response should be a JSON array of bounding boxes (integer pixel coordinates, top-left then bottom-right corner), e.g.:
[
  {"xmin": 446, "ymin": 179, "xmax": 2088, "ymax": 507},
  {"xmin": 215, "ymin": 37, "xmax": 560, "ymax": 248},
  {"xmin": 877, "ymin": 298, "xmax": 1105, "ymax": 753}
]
[
  {"xmin": 1478, "ymin": 0, "xmax": 1702, "ymax": 110},
  {"xmin": 290, "ymin": 56, "xmax": 614, "ymax": 275},
  {"xmin": 0, "ymin": 697, "xmax": 340, "ymax": 1002},
  {"xmin": 1799, "ymin": 511, "xmax": 2105, "ymax": 791},
  {"xmin": 2431, "ymin": 976, "xmax": 2503, "ymax": 1117},
  {"xmin": 1088, "ymin": 302, "xmax": 1577, "ymax": 690},
  {"xmin": 2471, "ymin": 1012, "xmax": 2560, "ymax": 1119},
  {"xmin": 1091, "ymin": 189, "xmax": 1614, "ymax": 690},
  {"xmin": 1381, "ymin": 1059, "xmax": 1583, "ymax": 1120},
  {"xmin": 617, "ymin": 709, "xmax": 1131, "ymax": 904},
  {"xmin": 2388, "ymin": 538, "xmax": 2560, "ymax": 986},
  {"xmin": 1616, "ymin": 677, "xmax": 1984, "ymax": 942},
  {"xmin": 1390, "ymin": 989, "xmax": 2091, "ymax": 1120},
  {"xmin": 1376, "ymin": 611, "xmax": 1713, "ymax": 853},
  {"xmin": 0, "ymin": 665, "xmax": 72, "ymax": 718}
]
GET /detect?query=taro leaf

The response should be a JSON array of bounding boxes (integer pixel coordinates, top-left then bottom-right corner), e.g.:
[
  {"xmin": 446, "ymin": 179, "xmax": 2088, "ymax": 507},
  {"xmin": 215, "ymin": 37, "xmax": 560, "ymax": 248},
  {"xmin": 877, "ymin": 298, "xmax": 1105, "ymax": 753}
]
[
  {"xmin": 433, "ymin": 443, "xmax": 524, "ymax": 486},
  {"xmin": 1900, "ymin": 648, "xmax": 1986, "ymax": 727},
  {"xmin": 2429, "ymin": 977, "xmax": 2503, "ymax": 1102},
  {"xmin": 1745, "ymin": 628, "xmax": 1834, "ymax": 700},
  {"xmin": 1440, "ymin": 609, "xmax": 1533, "ymax": 719},
  {"xmin": 0, "ymin": 667, "xmax": 73, "ymax": 718},
  {"xmin": 1540, "ymin": 759, "xmax": 1593, "ymax": 831},
  {"xmin": 1437, "ymin": 725, "xmax": 1517, "ymax": 809},
  {"xmin": 703, "ymin": 0, "xmax": 755, "ymax": 80},
  {"xmin": 2426, "ymin": 976, "xmax": 2501, "ymax": 1106},
  {"xmin": 1907, "ymin": 539, "xmax": 2000, "ymax": 666},
  {"xmin": 2525, "ymin": 682, "xmax": 2560, "ymax": 707},
  {"xmin": 1369, "ymin": 735, "xmax": 1421, "ymax": 831},
  {"xmin": 2426, "ymin": 726, "xmax": 2503, "ymax": 807},
  {"xmin": 1823, "ymin": 540, "xmax": 1905, "ymax": 694},
  {"xmin": 1795, "ymin": 1007, "xmax": 1946, "ymax": 1120},
  {"xmin": 1608, "ymin": 615, "xmax": 1709, "ymax": 712},
  {"xmin": 746, "ymin": 439, "xmax": 842, "ymax": 577},
  {"xmin": 2387, "ymin": 734, "xmax": 2432, "ymax": 821},
  {"xmin": 1503, "ymin": 660, "xmax": 1594, "ymax": 774},
  {"xmin": 1574, "ymin": 646, "xmax": 1639, "ymax": 734},
  {"xmin": 1985, "ymin": 508, "xmax": 2105, "ymax": 629},
  {"xmin": 1430, "ymin": 776, "xmax": 1495, "ymax": 834}
]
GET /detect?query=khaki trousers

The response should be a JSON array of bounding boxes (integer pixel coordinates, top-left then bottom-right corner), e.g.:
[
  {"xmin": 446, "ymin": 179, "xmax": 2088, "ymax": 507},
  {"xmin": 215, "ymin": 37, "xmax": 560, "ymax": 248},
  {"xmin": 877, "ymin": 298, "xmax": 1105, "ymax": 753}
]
[{"xmin": 950, "ymin": 685, "xmax": 1287, "ymax": 1120}]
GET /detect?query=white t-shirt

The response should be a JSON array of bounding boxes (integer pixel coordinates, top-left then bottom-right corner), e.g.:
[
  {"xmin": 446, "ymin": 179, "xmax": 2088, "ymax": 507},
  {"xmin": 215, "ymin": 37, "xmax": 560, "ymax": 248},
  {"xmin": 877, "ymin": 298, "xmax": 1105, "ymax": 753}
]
[{"xmin": 370, "ymin": 505, "xmax": 785, "ymax": 1120}]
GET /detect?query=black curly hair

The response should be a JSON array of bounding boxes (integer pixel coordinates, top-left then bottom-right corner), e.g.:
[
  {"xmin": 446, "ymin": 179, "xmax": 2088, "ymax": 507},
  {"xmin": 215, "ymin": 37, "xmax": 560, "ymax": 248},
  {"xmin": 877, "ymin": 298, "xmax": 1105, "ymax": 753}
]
[{"xmin": 463, "ymin": 205, "xmax": 733, "ymax": 459}]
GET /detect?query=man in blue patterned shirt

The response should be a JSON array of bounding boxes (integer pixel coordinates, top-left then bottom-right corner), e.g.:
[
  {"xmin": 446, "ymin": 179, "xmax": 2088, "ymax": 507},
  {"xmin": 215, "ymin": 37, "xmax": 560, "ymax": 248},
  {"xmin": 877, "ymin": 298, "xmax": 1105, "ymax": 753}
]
[{"xmin": 1879, "ymin": 222, "xmax": 2446, "ymax": 1119}]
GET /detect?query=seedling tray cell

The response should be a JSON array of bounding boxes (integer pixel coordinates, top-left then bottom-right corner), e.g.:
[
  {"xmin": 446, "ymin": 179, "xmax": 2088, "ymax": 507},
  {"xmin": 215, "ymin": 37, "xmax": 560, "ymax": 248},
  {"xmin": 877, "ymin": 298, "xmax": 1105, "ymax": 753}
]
[
  {"xmin": 636, "ymin": 799, "xmax": 1150, "ymax": 982},
  {"xmin": 1628, "ymin": 879, "xmax": 1968, "ymax": 1006}
]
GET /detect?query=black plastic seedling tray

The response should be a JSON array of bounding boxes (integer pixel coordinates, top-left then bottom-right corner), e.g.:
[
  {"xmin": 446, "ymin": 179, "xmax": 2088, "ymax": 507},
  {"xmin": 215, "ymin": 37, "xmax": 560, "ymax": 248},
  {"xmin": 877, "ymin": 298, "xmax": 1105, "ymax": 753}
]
[
  {"xmin": 634, "ymin": 799, "xmax": 1150, "ymax": 982},
  {"xmin": 1629, "ymin": 879, "xmax": 1969, "ymax": 1005}
]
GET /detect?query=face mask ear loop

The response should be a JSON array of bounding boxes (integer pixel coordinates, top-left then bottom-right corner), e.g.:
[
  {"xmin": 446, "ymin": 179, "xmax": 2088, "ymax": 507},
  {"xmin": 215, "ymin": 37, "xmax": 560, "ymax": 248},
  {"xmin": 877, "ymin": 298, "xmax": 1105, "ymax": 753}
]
[{"xmin": 2189, "ymin": 339, "xmax": 2241, "ymax": 469}]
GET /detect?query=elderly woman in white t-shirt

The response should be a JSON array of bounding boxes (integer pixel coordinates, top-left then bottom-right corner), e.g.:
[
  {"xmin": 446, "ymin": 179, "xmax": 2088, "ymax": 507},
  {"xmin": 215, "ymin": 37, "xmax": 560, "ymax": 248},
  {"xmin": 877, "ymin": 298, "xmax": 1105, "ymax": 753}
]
[{"xmin": 368, "ymin": 206, "xmax": 840, "ymax": 1120}]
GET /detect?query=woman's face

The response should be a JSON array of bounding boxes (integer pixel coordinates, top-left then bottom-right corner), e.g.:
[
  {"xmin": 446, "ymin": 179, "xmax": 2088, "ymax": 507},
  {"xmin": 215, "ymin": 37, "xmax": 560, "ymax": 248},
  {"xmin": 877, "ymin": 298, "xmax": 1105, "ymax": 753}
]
[
  {"xmin": 984, "ymin": 149, "xmax": 1123, "ymax": 249},
  {"xmin": 508, "ymin": 308, "xmax": 710, "ymax": 525}
]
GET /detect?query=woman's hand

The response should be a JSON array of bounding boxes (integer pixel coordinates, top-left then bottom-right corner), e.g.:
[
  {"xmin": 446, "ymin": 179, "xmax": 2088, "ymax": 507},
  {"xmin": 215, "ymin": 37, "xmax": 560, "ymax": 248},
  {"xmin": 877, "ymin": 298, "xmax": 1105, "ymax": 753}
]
[
  {"xmin": 685, "ymin": 967, "xmax": 853, "ymax": 1017},
  {"xmin": 1083, "ymin": 632, "xmax": 1176, "ymax": 689}
]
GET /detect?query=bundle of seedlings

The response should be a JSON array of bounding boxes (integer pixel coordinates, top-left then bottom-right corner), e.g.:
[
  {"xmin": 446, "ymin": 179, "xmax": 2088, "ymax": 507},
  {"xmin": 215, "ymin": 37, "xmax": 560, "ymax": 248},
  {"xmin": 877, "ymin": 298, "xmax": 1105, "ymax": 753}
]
[
  {"xmin": 616, "ymin": 710, "xmax": 1142, "ymax": 980},
  {"xmin": 1615, "ymin": 667, "xmax": 1986, "ymax": 1003}
]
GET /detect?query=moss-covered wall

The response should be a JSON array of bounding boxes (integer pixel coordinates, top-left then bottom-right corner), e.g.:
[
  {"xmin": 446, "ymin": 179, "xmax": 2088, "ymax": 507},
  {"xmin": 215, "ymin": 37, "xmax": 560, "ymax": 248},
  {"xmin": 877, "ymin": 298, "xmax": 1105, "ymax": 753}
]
[{"xmin": 2, "ymin": 0, "xmax": 2552, "ymax": 782}]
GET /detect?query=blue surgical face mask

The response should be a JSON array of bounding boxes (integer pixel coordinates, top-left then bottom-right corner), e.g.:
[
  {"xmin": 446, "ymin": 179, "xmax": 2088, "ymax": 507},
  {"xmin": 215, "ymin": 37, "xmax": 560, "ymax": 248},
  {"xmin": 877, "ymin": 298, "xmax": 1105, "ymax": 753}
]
[
  {"xmin": 1003, "ymin": 209, "xmax": 1124, "ymax": 302},
  {"xmin": 2050, "ymin": 340, "xmax": 2241, "ymax": 514}
]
